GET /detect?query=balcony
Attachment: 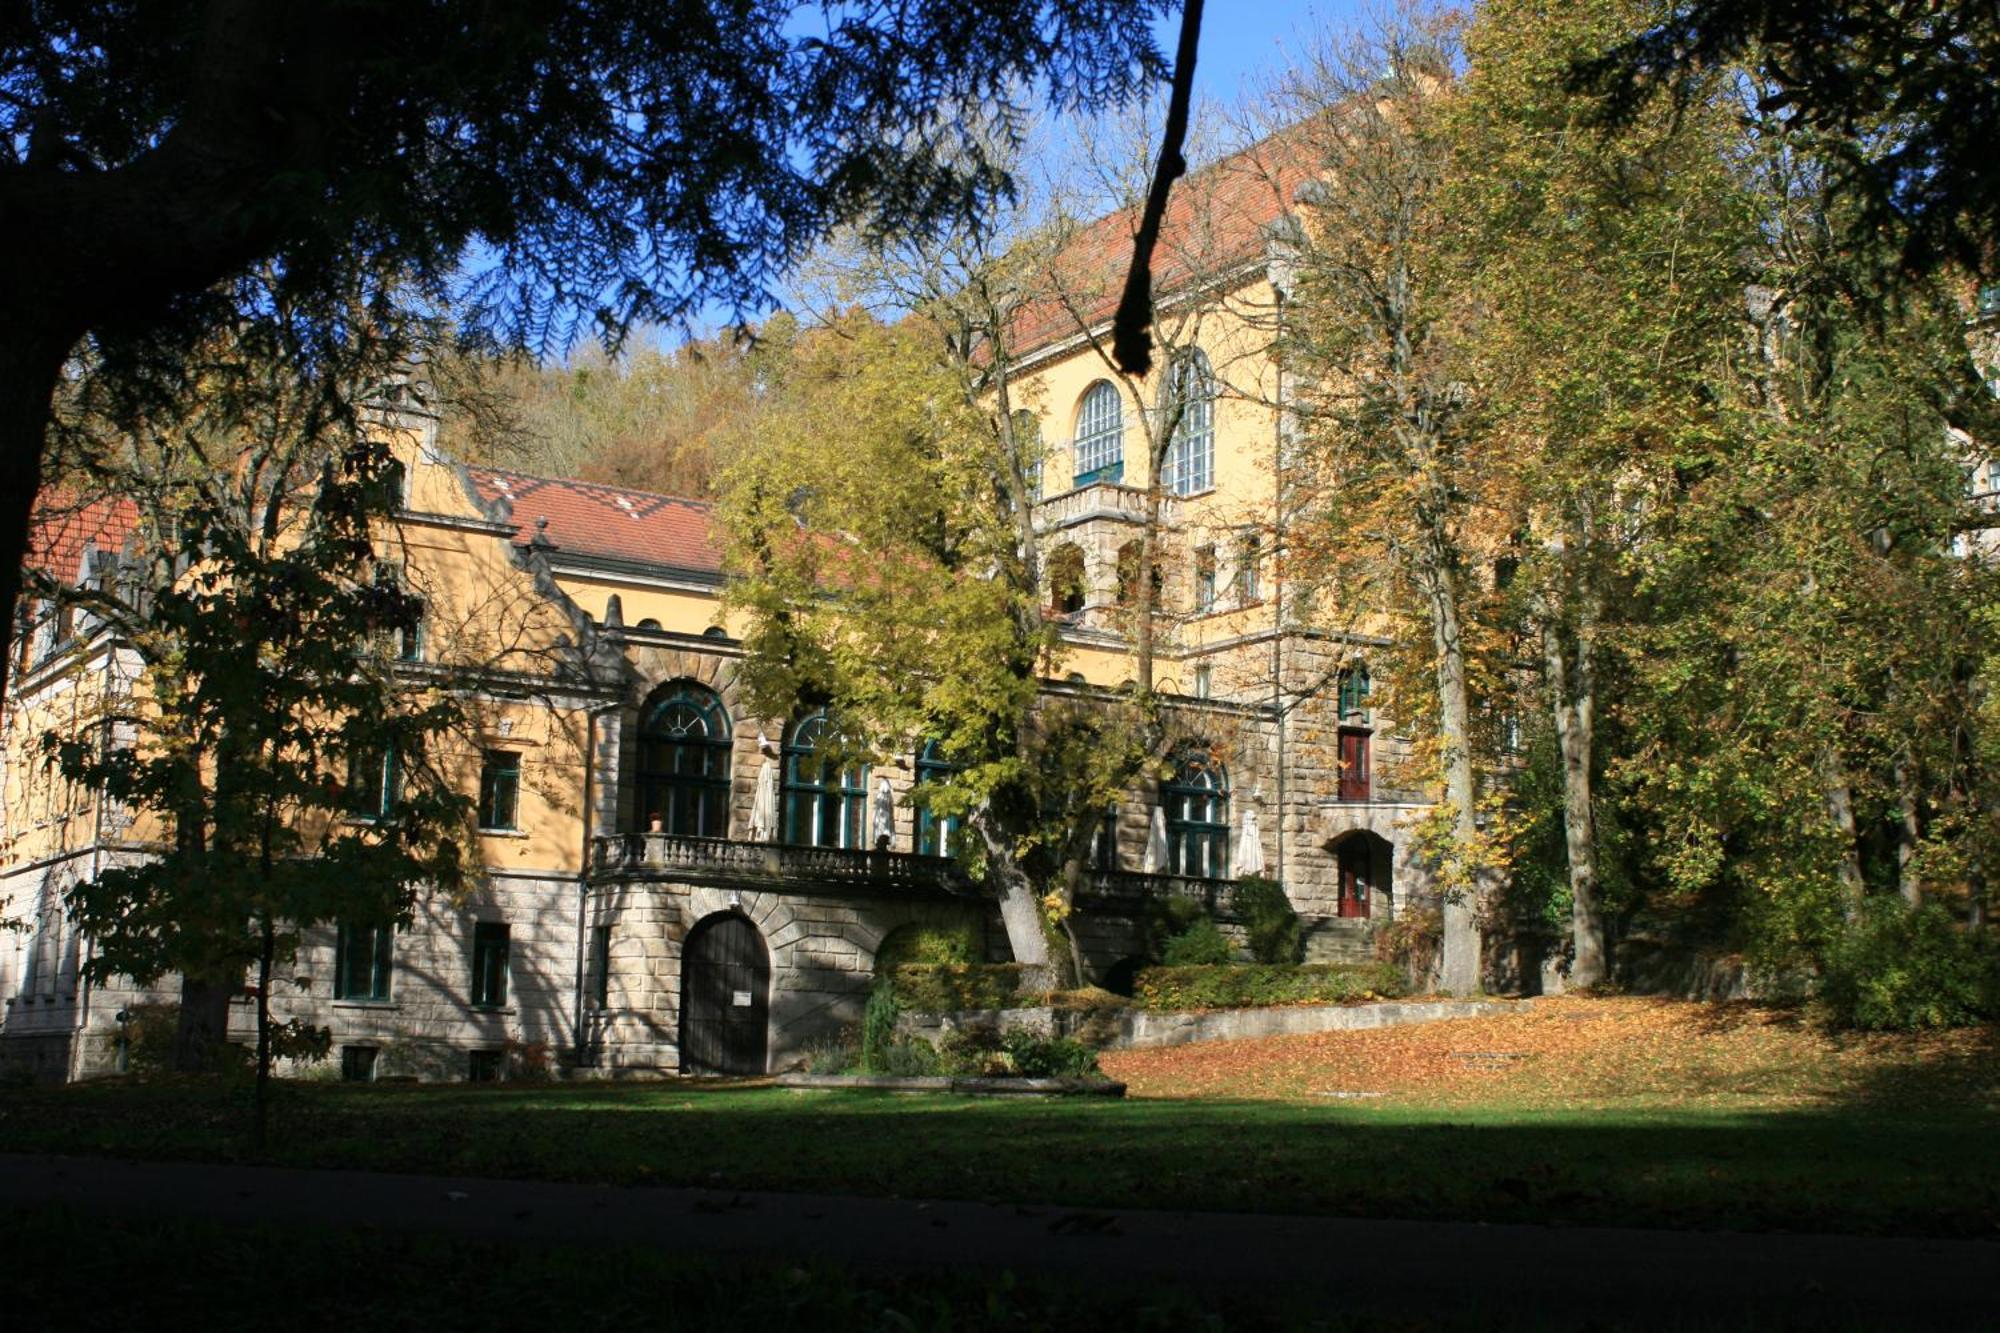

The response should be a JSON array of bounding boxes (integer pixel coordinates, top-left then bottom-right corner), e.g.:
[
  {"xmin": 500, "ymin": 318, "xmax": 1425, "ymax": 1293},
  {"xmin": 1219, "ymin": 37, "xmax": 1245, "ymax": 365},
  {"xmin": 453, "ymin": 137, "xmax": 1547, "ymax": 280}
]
[
  {"xmin": 1074, "ymin": 870, "xmax": 1243, "ymax": 919},
  {"xmin": 591, "ymin": 833, "xmax": 973, "ymax": 898},
  {"xmin": 1032, "ymin": 482, "xmax": 1181, "ymax": 534}
]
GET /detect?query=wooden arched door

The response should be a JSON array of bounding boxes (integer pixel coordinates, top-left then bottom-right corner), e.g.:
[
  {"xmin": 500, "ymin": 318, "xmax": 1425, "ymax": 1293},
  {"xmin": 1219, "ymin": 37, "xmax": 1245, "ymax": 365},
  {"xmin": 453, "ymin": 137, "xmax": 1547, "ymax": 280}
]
[{"xmin": 680, "ymin": 913, "xmax": 770, "ymax": 1074}]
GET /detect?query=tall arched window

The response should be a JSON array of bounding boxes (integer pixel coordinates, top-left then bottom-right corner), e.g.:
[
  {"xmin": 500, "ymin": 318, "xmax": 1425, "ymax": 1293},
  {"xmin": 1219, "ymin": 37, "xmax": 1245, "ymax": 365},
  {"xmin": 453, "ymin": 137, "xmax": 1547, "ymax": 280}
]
[
  {"xmin": 1073, "ymin": 380, "xmax": 1124, "ymax": 487},
  {"xmin": 782, "ymin": 711, "xmax": 868, "ymax": 848},
  {"xmin": 1163, "ymin": 745, "xmax": 1230, "ymax": 879},
  {"xmin": 1161, "ymin": 349, "xmax": 1215, "ymax": 496},
  {"xmin": 913, "ymin": 739, "xmax": 963, "ymax": 858},
  {"xmin": 637, "ymin": 683, "xmax": 732, "ymax": 836}
]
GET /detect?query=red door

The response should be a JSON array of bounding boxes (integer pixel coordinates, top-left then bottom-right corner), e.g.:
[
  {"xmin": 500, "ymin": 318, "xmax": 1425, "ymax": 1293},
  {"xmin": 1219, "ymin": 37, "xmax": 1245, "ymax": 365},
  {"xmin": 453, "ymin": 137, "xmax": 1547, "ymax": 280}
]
[
  {"xmin": 1337, "ymin": 839, "xmax": 1372, "ymax": 918},
  {"xmin": 1338, "ymin": 729, "xmax": 1371, "ymax": 802}
]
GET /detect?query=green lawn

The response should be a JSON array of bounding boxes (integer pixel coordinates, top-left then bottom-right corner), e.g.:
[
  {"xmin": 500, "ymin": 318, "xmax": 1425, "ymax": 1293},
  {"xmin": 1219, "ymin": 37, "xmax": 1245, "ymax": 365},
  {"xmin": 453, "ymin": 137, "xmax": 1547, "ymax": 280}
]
[{"xmin": 4, "ymin": 1074, "xmax": 1994, "ymax": 1238}]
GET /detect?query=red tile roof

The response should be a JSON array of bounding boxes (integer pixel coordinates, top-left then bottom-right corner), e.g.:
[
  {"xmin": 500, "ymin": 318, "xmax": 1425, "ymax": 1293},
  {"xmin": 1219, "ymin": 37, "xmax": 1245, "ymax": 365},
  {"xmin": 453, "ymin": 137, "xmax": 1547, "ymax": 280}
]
[
  {"xmin": 26, "ymin": 494, "xmax": 141, "ymax": 586},
  {"xmin": 1008, "ymin": 130, "xmax": 1314, "ymax": 357},
  {"xmin": 463, "ymin": 466, "xmax": 721, "ymax": 575}
]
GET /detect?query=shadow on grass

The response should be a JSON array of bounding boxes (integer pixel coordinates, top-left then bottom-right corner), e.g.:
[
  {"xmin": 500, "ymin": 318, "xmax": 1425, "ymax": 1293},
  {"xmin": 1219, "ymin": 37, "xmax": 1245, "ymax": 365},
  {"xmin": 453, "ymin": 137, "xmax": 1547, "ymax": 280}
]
[{"xmin": 7, "ymin": 1060, "xmax": 1998, "ymax": 1239}]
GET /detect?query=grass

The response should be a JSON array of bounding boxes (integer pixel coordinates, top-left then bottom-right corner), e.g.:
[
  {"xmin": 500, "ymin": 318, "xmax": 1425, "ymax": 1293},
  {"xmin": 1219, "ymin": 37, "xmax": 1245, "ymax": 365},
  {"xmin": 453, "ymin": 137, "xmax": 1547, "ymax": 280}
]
[{"xmin": 4, "ymin": 999, "xmax": 1996, "ymax": 1239}]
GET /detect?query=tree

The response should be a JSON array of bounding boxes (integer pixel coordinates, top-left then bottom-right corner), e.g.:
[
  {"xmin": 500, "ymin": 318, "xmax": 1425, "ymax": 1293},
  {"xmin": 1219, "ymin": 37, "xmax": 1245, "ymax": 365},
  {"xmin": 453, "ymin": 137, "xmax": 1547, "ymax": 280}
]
[
  {"xmin": 0, "ymin": 0, "xmax": 1179, "ymax": 691},
  {"xmin": 1273, "ymin": 10, "xmax": 1501, "ymax": 994},
  {"xmin": 719, "ymin": 309, "xmax": 1149, "ymax": 983},
  {"xmin": 36, "ymin": 315, "xmax": 471, "ymax": 1123},
  {"xmin": 1573, "ymin": 1, "xmax": 1999, "ymax": 281},
  {"xmin": 1449, "ymin": 0, "xmax": 1754, "ymax": 986}
]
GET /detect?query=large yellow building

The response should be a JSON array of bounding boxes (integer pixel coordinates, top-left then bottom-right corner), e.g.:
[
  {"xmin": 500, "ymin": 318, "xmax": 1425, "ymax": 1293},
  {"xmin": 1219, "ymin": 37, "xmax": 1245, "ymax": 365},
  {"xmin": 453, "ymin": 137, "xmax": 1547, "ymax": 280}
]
[{"xmin": 1, "ymin": 144, "xmax": 1445, "ymax": 1082}]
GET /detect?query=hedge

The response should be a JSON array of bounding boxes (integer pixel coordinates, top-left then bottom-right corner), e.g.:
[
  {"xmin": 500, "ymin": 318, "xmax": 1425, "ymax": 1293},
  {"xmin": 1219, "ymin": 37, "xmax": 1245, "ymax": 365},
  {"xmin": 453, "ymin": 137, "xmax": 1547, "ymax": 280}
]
[
  {"xmin": 1134, "ymin": 962, "xmax": 1406, "ymax": 1011},
  {"xmin": 886, "ymin": 962, "xmax": 1030, "ymax": 1012}
]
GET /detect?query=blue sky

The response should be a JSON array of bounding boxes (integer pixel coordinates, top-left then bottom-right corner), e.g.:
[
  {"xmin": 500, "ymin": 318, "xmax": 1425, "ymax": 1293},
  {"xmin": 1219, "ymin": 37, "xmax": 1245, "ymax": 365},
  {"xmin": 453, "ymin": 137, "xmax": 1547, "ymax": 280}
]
[
  {"xmin": 625, "ymin": 2, "xmax": 1371, "ymax": 355},
  {"xmin": 1170, "ymin": 1, "xmax": 1364, "ymax": 106}
]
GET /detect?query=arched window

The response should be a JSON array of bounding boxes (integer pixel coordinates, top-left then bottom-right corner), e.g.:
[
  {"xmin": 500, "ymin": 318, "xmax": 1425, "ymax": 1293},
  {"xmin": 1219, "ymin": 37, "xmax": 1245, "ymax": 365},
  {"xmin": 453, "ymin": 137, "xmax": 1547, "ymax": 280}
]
[
  {"xmin": 637, "ymin": 683, "xmax": 732, "ymax": 836},
  {"xmin": 1115, "ymin": 541, "xmax": 1161, "ymax": 606},
  {"xmin": 1073, "ymin": 380, "xmax": 1124, "ymax": 487},
  {"xmin": 1161, "ymin": 350, "xmax": 1215, "ymax": 496},
  {"xmin": 913, "ymin": 739, "xmax": 963, "ymax": 858},
  {"xmin": 782, "ymin": 711, "xmax": 868, "ymax": 848},
  {"xmin": 1163, "ymin": 745, "xmax": 1230, "ymax": 879},
  {"xmin": 1048, "ymin": 544, "xmax": 1086, "ymax": 617}
]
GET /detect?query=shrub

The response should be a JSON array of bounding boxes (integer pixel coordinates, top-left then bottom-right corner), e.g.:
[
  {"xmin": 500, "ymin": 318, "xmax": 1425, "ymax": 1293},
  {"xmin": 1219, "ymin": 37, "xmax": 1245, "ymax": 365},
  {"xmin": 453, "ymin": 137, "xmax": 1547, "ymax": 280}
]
[
  {"xmin": 1235, "ymin": 875, "xmax": 1303, "ymax": 964},
  {"xmin": 1817, "ymin": 899, "xmax": 1994, "ymax": 1031},
  {"xmin": 886, "ymin": 963, "xmax": 1028, "ymax": 1012},
  {"xmin": 931, "ymin": 1027, "xmax": 1101, "ymax": 1078},
  {"xmin": 1135, "ymin": 962, "xmax": 1407, "ymax": 1011},
  {"xmin": 875, "ymin": 921, "xmax": 977, "ymax": 969},
  {"xmin": 876, "ymin": 1037, "xmax": 942, "ymax": 1077},
  {"xmin": 120, "ymin": 1002, "xmax": 181, "ymax": 1073},
  {"xmin": 1376, "ymin": 906, "xmax": 1441, "ymax": 982},
  {"xmin": 1160, "ymin": 918, "xmax": 1233, "ymax": 966},
  {"xmin": 999, "ymin": 1030, "xmax": 1100, "ymax": 1077},
  {"xmin": 859, "ymin": 980, "xmax": 900, "ymax": 1072}
]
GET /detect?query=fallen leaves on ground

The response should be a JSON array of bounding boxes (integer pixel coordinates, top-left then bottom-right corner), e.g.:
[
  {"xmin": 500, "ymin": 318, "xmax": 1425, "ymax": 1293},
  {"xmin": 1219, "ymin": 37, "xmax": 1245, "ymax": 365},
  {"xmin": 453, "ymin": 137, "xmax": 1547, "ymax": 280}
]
[{"xmin": 1099, "ymin": 996, "xmax": 2000, "ymax": 1111}]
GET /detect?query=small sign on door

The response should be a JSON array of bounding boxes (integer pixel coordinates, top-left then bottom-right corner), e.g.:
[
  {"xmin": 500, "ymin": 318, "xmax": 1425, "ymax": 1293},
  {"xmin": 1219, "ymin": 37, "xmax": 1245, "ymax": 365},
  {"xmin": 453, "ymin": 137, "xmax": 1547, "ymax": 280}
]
[{"xmin": 731, "ymin": 990, "xmax": 753, "ymax": 1007}]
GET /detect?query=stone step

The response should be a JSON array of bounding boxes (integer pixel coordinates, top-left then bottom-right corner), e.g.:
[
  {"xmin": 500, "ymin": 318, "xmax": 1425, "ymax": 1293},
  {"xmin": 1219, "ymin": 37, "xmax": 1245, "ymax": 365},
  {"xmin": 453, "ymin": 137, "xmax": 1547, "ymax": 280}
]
[{"xmin": 1300, "ymin": 917, "xmax": 1376, "ymax": 965}]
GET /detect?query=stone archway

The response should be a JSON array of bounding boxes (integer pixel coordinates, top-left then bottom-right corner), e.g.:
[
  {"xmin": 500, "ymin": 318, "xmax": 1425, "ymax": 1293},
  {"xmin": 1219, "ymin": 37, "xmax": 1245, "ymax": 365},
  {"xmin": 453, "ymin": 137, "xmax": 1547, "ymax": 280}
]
[
  {"xmin": 1329, "ymin": 830, "xmax": 1394, "ymax": 919},
  {"xmin": 678, "ymin": 911, "xmax": 770, "ymax": 1074}
]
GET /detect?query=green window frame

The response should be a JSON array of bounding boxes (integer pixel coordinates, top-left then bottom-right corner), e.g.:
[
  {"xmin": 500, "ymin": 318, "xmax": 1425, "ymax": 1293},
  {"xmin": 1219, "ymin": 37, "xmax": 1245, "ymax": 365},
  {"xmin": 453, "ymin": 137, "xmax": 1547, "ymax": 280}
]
[
  {"xmin": 782, "ymin": 711, "xmax": 867, "ymax": 848},
  {"xmin": 470, "ymin": 922, "xmax": 510, "ymax": 1008},
  {"xmin": 335, "ymin": 922, "xmax": 393, "ymax": 1001},
  {"xmin": 478, "ymin": 750, "xmax": 521, "ymax": 830},
  {"xmin": 1163, "ymin": 746, "xmax": 1230, "ymax": 880},
  {"xmin": 1072, "ymin": 380, "xmax": 1125, "ymax": 487},
  {"xmin": 913, "ymin": 738, "xmax": 963, "ymax": 858},
  {"xmin": 1338, "ymin": 663, "xmax": 1372, "ymax": 723},
  {"xmin": 636, "ymin": 683, "xmax": 733, "ymax": 836},
  {"xmin": 345, "ymin": 743, "xmax": 399, "ymax": 820}
]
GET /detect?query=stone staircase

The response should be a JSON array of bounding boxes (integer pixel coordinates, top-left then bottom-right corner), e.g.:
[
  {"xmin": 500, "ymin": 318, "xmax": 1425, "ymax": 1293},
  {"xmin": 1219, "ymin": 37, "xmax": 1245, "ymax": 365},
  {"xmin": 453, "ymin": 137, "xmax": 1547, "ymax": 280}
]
[{"xmin": 1301, "ymin": 917, "xmax": 1376, "ymax": 965}]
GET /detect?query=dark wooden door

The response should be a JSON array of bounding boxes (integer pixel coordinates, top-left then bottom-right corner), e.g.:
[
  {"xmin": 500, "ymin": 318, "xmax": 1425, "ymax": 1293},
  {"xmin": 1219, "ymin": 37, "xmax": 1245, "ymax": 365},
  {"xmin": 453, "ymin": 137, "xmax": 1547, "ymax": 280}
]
[
  {"xmin": 680, "ymin": 913, "xmax": 770, "ymax": 1074},
  {"xmin": 1337, "ymin": 839, "xmax": 1372, "ymax": 918},
  {"xmin": 1338, "ymin": 729, "xmax": 1371, "ymax": 802}
]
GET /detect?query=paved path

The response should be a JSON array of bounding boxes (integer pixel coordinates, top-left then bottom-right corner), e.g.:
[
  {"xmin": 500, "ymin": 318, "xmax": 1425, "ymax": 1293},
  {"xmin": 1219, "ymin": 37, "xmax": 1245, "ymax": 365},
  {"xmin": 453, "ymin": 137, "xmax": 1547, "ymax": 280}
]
[{"xmin": 5, "ymin": 1152, "xmax": 1991, "ymax": 1326}]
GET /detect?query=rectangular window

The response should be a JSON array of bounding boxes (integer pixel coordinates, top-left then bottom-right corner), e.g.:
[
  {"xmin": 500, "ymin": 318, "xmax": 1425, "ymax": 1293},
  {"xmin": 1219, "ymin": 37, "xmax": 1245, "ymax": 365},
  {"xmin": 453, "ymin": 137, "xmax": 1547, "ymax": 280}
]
[
  {"xmin": 341, "ymin": 1046, "xmax": 379, "ymax": 1082},
  {"xmin": 346, "ymin": 744, "xmax": 398, "ymax": 819},
  {"xmin": 478, "ymin": 750, "xmax": 521, "ymax": 830},
  {"xmin": 590, "ymin": 925, "xmax": 612, "ymax": 1009},
  {"xmin": 1237, "ymin": 533, "xmax": 1261, "ymax": 603},
  {"xmin": 467, "ymin": 1049, "xmax": 505, "ymax": 1083},
  {"xmin": 1194, "ymin": 546, "xmax": 1216, "ymax": 613},
  {"xmin": 335, "ymin": 923, "xmax": 393, "ymax": 1001},
  {"xmin": 1193, "ymin": 664, "xmax": 1213, "ymax": 699},
  {"xmin": 470, "ymin": 922, "xmax": 510, "ymax": 1008}
]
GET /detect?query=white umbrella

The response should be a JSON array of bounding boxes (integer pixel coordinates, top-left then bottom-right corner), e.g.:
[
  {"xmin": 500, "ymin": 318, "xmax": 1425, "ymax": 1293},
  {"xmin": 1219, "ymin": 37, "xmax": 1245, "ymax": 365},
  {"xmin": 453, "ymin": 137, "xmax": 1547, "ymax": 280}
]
[
  {"xmin": 748, "ymin": 757, "xmax": 778, "ymax": 842},
  {"xmin": 1233, "ymin": 805, "xmax": 1267, "ymax": 877},
  {"xmin": 1142, "ymin": 805, "xmax": 1169, "ymax": 873},
  {"xmin": 872, "ymin": 775, "xmax": 896, "ymax": 850}
]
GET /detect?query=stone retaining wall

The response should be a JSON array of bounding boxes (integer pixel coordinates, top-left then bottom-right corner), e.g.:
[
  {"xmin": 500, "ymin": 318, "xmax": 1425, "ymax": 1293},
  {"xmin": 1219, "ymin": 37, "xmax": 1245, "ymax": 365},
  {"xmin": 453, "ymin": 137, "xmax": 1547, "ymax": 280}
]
[{"xmin": 898, "ymin": 996, "xmax": 1528, "ymax": 1052}]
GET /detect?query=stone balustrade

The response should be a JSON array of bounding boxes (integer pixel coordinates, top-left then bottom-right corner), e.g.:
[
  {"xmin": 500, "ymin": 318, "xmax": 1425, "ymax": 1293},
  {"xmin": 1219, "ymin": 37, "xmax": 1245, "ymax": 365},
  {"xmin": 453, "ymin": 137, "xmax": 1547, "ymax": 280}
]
[
  {"xmin": 591, "ymin": 832, "xmax": 972, "ymax": 898},
  {"xmin": 1075, "ymin": 869, "xmax": 1243, "ymax": 918},
  {"xmin": 1031, "ymin": 481, "xmax": 1181, "ymax": 533}
]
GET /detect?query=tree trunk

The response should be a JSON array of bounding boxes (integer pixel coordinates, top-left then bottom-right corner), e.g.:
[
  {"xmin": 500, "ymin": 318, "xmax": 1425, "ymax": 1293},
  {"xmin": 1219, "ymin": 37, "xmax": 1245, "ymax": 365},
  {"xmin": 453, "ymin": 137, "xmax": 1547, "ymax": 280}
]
[
  {"xmin": 254, "ymin": 915, "xmax": 275, "ymax": 1147},
  {"xmin": 971, "ymin": 808, "xmax": 1055, "ymax": 991},
  {"xmin": 1543, "ymin": 616, "xmax": 1606, "ymax": 989},
  {"xmin": 1892, "ymin": 752, "xmax": 1921, "ymax": 907},
  {"xmin": 1819, "ymin": 746, "xmax": 1866, "ymax": 917},
  {"xmin": 1424, "ymin": 552, "xmax": 1483, "ymax": 996},
  {"xmin": 174, "ymin": 974, "xmax": 236, "ymax": 1073}
]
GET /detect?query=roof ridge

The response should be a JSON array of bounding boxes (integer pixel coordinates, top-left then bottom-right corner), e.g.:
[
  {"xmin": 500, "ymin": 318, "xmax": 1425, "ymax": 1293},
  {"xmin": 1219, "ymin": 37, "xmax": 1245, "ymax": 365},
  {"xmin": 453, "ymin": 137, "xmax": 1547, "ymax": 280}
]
[{"xmin": 466, "ymin": 463, "xmax": 714, "ymax": 511}]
